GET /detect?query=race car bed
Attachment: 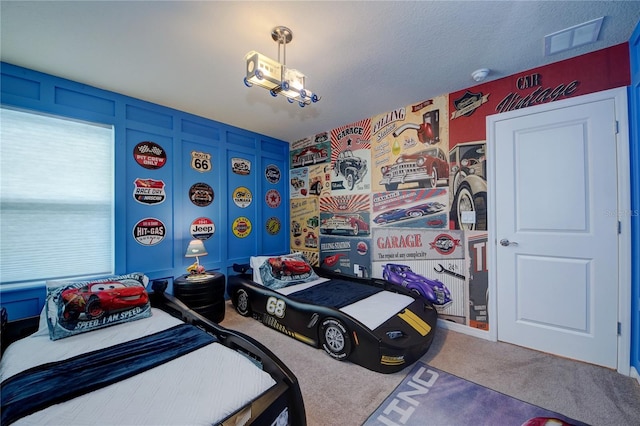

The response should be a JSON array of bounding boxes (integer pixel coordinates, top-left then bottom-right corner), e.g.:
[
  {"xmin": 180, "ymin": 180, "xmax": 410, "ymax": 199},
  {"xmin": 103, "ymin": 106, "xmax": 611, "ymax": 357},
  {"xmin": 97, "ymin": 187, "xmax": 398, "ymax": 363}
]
[
  {"xmin": 0, "ymin": 273, "xmax": 305, "ymax": 426},
  {"xmin": 228, "ymin": 254, "xmax": 438, "ymax": 374}
]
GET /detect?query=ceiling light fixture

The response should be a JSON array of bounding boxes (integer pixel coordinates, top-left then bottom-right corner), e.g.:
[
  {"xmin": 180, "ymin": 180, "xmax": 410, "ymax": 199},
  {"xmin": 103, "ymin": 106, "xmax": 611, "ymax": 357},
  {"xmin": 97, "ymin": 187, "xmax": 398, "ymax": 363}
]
[
  {"xmin": 471, "ymin": 68, "xmax": 490, "ymax": 82},
  {"xmin": 244, "ymin": 26, "xmax": 320, "ymax": 107},
  {"xmin": 544, "ymin": 17, "xmax": 604, "ymax": 56}
]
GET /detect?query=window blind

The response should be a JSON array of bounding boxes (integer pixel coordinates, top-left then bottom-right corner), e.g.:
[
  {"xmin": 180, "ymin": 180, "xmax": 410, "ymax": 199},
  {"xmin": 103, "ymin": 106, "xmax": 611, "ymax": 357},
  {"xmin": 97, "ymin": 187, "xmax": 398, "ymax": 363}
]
[{"xmin": 0, "ymin": 107, "xmax": 114, "ymax": 285}]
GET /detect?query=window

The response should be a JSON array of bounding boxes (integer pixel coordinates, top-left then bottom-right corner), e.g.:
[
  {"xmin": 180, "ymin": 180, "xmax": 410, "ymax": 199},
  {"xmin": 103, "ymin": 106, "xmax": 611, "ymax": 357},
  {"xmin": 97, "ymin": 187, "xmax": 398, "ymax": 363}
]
[{"xmin": 0, "ymin": 107, "xmax": 114, "ymax": 285}]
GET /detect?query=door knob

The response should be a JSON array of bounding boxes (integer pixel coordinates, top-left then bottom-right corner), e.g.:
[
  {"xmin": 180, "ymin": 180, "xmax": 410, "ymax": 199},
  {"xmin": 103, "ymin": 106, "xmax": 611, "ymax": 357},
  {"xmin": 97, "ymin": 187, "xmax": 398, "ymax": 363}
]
[{"xmin": 500, "ymin": 239, "xmax": 518, "ymax": 246}]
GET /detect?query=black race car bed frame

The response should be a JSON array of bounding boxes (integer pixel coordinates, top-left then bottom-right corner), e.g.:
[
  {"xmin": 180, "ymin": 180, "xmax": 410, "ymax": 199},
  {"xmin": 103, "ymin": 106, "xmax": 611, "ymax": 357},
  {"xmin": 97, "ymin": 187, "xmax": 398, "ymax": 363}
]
[
  {"xmin": 228, "ymin": 265, "xmax": 438, "ymax": 374},
  {"xmin": 0, "ymin": 280, "xmax": 306, "ymax": 426}
]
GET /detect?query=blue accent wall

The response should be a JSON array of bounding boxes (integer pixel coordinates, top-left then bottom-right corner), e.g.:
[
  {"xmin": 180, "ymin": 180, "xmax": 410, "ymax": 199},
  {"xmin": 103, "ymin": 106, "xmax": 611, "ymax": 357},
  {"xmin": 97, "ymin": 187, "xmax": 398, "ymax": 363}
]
[
  {"xmin": 0, "ymin": 62, "xmax": 290, "ymax": 320},
  {"xmin": 629, "ymin": 21, "xmax": 640, "ymax": 374}
]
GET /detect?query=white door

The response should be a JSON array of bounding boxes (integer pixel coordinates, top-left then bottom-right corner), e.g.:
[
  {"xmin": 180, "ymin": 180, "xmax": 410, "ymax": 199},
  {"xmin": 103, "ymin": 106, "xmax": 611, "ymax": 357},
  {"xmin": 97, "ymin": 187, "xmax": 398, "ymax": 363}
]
[{"xmin": 489, "ymin": 93, "xmax": 620, "ymax": 368}]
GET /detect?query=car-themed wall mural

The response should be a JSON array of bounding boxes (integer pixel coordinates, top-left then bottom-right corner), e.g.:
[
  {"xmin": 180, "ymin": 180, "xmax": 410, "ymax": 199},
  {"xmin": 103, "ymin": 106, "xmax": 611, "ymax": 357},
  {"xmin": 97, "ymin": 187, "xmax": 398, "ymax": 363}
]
[
  {"xmin": 319, "ymin": 235, "xmax": 372, "ymax": 279},
  {"xmin": 290, "ymin": 197, "xmax": 320, "ymax": 254},
  {"xmin": 370, "ymin": 95, "xmax": 450, "ymax": 194},
  {"xmin": 288, "ymin": 47, "xmax": 631, "ymax": 335},
  {"xmin": 448, "ymin": 141, "xmax": 487, "ymax": 231},
  {"xmin": 289, "ymin": 167, "xmax": 309, "ymax": 199},
  {"xmin": 319, "ymin": 194, "xmax": 371, "ymax": 237},
  {"xmin": 290, "ymin": 134, "xmax": 330, "ymax": 169},
  {"xmin": 330, "ymin": 119, "xmax": 372, "ymax": 194},
  {"xmin": 372, "ymin": 188, "xmax": 449, "ymax": 229},
  {"xmin": 371, "ymin": 227, "xmax": 466, "ymax": 324}
]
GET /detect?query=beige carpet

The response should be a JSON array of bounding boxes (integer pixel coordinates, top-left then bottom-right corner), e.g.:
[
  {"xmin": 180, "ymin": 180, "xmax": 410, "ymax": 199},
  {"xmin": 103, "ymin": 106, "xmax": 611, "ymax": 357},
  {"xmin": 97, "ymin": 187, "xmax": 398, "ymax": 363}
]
[{"xmin": 220, "ymin": 301, "xmax": 640, "ymax": 426}]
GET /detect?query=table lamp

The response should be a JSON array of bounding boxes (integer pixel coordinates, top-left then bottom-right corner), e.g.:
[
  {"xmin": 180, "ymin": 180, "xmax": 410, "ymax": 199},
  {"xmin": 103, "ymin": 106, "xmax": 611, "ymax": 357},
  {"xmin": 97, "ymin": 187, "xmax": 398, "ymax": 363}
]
[{"xmin": 185, "ymin": 239, "xmax": 208, "ymax": 276}]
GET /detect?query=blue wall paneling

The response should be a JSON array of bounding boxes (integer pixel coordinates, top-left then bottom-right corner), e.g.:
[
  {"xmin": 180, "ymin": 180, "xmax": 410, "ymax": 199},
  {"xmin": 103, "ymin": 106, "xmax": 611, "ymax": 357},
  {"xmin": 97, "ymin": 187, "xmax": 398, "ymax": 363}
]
[{"xmin": 0, "ymin": 62, "xmax": 290, "ymax": 319}]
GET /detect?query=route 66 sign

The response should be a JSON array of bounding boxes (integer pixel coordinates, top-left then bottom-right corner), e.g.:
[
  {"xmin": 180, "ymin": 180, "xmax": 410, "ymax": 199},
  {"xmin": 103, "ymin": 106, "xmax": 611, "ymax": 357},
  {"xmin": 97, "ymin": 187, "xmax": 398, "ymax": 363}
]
[{"xmin": 191, "ymin": 151, "xmax": 212, "ymax": 173}]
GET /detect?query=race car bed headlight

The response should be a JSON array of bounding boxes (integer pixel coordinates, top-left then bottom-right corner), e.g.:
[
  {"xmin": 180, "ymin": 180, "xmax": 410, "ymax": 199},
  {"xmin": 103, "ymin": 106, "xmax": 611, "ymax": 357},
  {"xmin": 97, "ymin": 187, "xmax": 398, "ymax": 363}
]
[{"xmin": 386, "ymin": 330, "xmax": 405, "ymax": 339}]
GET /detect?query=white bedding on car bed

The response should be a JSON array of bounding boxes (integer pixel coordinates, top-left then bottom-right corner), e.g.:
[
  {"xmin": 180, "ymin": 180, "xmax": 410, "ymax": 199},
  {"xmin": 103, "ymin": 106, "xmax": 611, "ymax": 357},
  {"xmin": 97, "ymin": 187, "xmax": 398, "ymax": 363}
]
[
  {"xmin": 276, "ymin": 278, "xmax": 414, "ymax": 331},
  {"xmin": 0, "ymin": 308, "xmax": 276, "ymax": 425}
]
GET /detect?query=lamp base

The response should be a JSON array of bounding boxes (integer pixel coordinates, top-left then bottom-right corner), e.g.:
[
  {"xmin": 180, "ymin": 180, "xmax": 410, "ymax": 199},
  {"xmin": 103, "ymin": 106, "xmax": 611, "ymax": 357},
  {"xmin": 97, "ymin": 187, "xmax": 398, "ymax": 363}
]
[{"xmin": 185, "ymin": 273, "xmax": 216, "ymax": 282}]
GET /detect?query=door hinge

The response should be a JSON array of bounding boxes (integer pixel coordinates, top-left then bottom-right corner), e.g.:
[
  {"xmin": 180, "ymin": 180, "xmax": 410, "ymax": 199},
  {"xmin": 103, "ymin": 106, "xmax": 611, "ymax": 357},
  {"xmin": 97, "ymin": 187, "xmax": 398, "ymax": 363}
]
[
  {"xmin": 618, "ymin": 221, "xmax": 622, "ymax": 234},
  {"xmin": 615, "ymin": 120, "xmax": 619, "ymax": 134},
  {"xmin": 618, "ymin": 322, "xmax": 622, "ymax": 335}
]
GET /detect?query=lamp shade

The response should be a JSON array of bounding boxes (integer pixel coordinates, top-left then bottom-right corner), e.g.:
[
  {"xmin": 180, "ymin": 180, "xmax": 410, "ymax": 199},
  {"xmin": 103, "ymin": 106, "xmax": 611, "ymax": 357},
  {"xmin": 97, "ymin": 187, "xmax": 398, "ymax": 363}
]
[{"xmin": 185, "ymin": 239, "xmax": 208, "ymax": 257}]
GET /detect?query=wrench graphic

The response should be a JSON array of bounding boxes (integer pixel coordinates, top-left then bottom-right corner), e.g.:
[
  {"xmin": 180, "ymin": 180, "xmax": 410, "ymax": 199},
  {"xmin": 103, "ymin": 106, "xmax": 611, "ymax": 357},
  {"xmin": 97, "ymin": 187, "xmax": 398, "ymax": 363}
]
[{"xmin": 434, "ymin": 263, "xmax": 466, "ymax": 280}]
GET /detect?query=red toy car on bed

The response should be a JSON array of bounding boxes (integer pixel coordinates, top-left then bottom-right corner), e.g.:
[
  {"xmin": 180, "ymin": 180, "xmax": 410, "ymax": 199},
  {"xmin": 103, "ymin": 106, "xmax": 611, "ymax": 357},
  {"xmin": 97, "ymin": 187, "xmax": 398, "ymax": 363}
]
[{"xmin": 60, "ymin": 281, "xmax": 149, "ymax": 321}]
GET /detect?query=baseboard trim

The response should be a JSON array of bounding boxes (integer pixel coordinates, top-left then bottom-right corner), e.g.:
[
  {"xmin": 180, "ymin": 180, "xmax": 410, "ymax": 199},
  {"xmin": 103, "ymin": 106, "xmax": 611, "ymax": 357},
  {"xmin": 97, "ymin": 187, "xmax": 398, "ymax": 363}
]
[{"xmin": 437, "ymin": 318, "xmax": 494, "ymax": 341}]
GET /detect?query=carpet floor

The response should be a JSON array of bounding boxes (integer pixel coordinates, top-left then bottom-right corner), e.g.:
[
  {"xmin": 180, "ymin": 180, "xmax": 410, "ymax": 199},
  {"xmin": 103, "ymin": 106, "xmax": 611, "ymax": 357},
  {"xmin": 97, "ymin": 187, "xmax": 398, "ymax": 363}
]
[{"xmin": 220, "ymin": 301, "xmax": 640, "ymax": 426}]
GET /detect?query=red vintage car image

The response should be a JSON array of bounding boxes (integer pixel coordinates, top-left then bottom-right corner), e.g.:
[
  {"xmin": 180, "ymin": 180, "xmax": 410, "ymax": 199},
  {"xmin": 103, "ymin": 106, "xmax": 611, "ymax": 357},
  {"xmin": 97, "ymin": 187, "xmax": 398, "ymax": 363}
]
[
  {"xmin": 268, "ymin": 257, "xmax": 312, "ymax": 277},
  {"xmin": 320, "ymin": 213, "xmax": 370, "ymax": 236},
  {"xmin": 379, "ymin": 147, "xmax": 449, "ymax": 190},
  {"xmin": 60, "ymin": 281, "xmax": 148, "ymax": 321}
]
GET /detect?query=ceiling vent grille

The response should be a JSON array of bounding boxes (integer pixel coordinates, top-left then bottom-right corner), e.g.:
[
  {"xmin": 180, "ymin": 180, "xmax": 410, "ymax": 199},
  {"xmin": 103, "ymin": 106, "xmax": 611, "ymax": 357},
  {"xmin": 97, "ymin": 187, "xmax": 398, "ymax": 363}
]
[{"xmin": 544, "ymin": 17, "xmax": 604, "ymax": 56}]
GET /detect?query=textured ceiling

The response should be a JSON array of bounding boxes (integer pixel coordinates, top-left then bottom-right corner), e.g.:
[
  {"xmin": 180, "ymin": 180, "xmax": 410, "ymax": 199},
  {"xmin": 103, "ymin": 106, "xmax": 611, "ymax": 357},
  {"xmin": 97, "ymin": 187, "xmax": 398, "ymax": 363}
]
[{"xmin": 1, "ymin": 1, "xmax": 639, "ymax": 143}]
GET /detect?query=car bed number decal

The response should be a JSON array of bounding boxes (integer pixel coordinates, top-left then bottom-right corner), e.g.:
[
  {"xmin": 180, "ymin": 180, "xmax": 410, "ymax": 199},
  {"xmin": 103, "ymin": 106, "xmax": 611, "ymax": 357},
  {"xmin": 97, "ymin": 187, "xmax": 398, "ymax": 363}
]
[{"xmin": 266, "ymin": 296, "xmax": 286, "ymax": 318}]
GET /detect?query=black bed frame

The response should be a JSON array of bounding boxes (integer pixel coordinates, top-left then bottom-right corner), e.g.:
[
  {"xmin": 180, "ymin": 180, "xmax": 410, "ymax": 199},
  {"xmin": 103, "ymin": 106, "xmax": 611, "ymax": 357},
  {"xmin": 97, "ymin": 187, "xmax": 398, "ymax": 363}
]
[{"xmin": 1, "ymin": 281, "xmax": 307, "ymax": 426}]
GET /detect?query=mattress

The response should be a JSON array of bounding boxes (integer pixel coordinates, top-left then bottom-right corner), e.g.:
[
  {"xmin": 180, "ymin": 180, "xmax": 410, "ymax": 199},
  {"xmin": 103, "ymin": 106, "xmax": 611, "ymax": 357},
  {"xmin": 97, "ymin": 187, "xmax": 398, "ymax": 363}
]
[
  {"xmin": 276, "ymin": 278, "xmax": 414, "ymax": 331},
  {"xmin": 0, "ymin": 308, "xmax": 277, "ymax": 425}
]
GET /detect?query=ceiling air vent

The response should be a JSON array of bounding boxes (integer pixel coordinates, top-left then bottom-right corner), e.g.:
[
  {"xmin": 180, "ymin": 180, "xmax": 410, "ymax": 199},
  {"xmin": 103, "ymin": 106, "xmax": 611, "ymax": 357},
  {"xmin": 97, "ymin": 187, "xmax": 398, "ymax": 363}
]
[{"xmin": 544, "ymin": 17, "xmax": 604, "ymax": 56}]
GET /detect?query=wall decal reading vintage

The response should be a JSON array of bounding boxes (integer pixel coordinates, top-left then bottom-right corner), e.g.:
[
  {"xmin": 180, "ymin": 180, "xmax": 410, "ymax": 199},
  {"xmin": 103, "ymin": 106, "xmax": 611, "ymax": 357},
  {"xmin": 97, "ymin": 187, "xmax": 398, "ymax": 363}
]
[
  {"xmin": 495, "ymin": 73, "xmax": 579, "ymax": 113},
  {"xmin": 231, "ymin": 157, "xmax": 251, "ymax": 175},
  {"xmin": 133, "ymin": 178, "xmax": 166, "ymax": 205},
  {"xmin": 133, "ymin": 217, "xmax": 166, "ymax": 246},
  {"xmin": 191, "ymin": 151, "xmax": 212, "ymax": 173},
  {"xmin": 190, "ymin": 217, "xmax": 215, "ymax": 240},
  {"xmin": 265, "ymin": 164, "xmax": 281, "ymax": 183},
  {"xmin": 133, "ymin": 141, "xmax": 166, "ymax": 169},
  {"xmin": 232, "ymin": 186, "xmax": 252, "ymax": 208},
  {"xmin": 189, "ymin": 182, "xmax": 214, "ymax": 207},
  {"xmin": 232, "ymin": 216, "xmax": 252, "ymax": 238}
]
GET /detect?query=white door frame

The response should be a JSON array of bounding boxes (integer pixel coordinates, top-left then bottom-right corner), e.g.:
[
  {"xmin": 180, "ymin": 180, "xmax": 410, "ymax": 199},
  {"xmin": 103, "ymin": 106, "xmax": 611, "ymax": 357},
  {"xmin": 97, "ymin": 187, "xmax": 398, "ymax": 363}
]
[{"xmin": 486, "ymin": 87, "xmax": 632, "ymax": 376}]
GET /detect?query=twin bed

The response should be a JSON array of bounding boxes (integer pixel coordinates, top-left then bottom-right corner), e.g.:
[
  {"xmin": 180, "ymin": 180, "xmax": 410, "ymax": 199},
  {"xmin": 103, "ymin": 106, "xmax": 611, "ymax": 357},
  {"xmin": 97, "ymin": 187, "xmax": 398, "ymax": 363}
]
[
  {"xmin": 0, "ymin": 275, "xmax": 305, "ymax": 425},
  {"xmin": 1, "ymin": 256, "xmax": 439, "ymax": 424},
  {"xmin": 228, "ymin": 253, "xmax": 439, "ymax": 374}
]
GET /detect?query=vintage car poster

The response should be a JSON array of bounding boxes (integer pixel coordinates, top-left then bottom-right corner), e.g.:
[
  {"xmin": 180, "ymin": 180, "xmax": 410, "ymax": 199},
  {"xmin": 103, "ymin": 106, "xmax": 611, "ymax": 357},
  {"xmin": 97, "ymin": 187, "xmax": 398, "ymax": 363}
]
[
  {"xmin": 319, "ymin": 194, "xmax": 371, "ymax": 237},
  {"xmin": 290, "ymin": 197, "xmax": 320, "ymax": 253},
  {"xmin": 289, "ymin": 167, "xmax": 309, "ymax": 199},
  {"xmin": 466, "ymin": 231, "xmax": 489, "ymax": 330},
  {"xmin": 448, "ymin": 140, "xmax": 487, "ymax": 231},
  {"xmin": 319, "ymin": 235, "xmax": 372, "ymax": 279},
  {"xmin": 330, "ymin": 119, "xmax": 372, "ymax": 194},
  {"xmin": 290, "ymin": 136, "xmax": 330, "ymax": 169},
  {"xmin": 370, "ymin": 95, "xmax": 450, "ymax": 194},
  {"xmin": 291, "ymin": 131, "xmax": 330, "ymax": 151},
  {"xmin": 372, "ymin": 188, "xmax": 449, "ymax": 229},
  {"xmin": 371, "ymin": 227, "xmax": 466, "ymax": 323},
  {"xmin": 307, "ymin": 162, "xmax": 332, "ymax": 198}
]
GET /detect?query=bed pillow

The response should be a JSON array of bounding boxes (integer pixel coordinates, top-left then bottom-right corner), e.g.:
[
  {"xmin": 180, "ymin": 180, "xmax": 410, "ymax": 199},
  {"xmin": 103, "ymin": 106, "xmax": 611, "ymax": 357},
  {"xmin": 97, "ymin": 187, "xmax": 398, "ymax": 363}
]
[
  {"xmin": 250, "ymin": 252, "xmax": 301, "ymax": 284},
  {"xmin": 45, "ymin": 272, "xmax": 152, "ymax": 341},
  {"xmin": 256, "ymin": 253, "xmax": 320, "ymax": 290}
]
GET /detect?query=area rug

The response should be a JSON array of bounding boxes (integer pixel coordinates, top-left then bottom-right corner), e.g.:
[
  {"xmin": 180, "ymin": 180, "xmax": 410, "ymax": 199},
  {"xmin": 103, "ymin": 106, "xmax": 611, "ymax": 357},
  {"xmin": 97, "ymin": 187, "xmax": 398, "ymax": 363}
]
[{"xmin": 363, "ymin": 362, "xmax": 589, "ymax": 426}]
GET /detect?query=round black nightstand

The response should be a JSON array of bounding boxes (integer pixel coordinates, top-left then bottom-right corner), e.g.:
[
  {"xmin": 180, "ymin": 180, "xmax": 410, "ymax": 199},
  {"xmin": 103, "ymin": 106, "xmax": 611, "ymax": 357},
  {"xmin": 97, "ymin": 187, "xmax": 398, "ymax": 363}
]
[{"xmin": 173, "ymin": 271, "xmax": 226, "ymax": 323}]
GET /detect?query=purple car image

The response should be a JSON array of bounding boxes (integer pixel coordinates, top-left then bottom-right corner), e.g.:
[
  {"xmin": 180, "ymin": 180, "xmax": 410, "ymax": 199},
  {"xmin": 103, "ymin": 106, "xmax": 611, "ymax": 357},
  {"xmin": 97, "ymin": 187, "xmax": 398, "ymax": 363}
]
[
  {"xmin": 382, "ymin": 263, "xmax": 452, "ymax": 306},
  {"xmin": 373, "ymin": 202, "xmax": 446, "ymax": 225}
]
